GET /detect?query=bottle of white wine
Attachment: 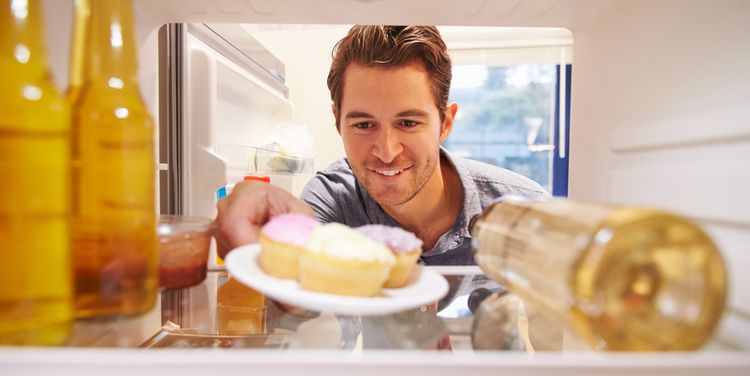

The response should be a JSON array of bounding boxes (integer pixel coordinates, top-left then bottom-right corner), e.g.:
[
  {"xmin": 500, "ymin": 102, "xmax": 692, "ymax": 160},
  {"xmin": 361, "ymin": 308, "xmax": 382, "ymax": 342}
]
[{"xmin": 472, "ymin": 196, "xmax": 727, "ymax": 351}]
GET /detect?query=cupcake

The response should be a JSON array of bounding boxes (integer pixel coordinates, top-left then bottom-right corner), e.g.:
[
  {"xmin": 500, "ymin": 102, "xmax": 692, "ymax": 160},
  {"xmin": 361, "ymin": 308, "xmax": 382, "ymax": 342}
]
[
  {"xmin": 299, "ymin": 223, "xmax": 396, "ymax": 297},
  {"xmin": 259, "ymin": 213, "xmax": 320, "ymax": 279},
  {"xmin": 356, "ymin": 224, "xmax": 423, "ymax": 288}
]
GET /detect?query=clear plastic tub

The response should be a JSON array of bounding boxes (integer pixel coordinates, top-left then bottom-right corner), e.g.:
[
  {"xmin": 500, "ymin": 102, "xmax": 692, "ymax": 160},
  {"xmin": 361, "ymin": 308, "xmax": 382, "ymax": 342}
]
[
  {"xmin": 158, "ymin": 215, "xmax": 213, "ymax": 290},
  {"xmin": 255, "ymin": 147, "xmax": 314, "ymax": 174}
]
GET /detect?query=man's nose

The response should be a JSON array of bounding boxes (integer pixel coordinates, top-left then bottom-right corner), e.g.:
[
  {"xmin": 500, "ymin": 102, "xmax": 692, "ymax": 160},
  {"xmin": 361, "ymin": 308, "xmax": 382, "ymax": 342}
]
[{"xmin": 372, "ymin": 126, "xmax": 403, "ymax": 163}]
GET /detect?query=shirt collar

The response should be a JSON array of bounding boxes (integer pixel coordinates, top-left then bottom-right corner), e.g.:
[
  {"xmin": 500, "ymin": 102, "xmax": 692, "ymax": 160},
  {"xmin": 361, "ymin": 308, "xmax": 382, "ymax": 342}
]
[{"xmin": 439, "ymin": 147, "xmax": 483, "ymax": 240}]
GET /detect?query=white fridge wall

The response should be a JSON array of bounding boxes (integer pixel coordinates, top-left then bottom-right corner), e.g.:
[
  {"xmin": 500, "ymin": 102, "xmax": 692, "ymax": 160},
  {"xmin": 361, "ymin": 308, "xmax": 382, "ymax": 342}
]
[
  {"xmin": 246, "ymin": 26, "xmax": 349, "ymax": 171},
  {"xmin": 185, "ymin": 43, "xmax": 226, "ymax": 219},
  {"xmin": 185, "ymin": 33, "xmax": 295, "ymax": 220},
  {"xmin": 209, "ymin": 39, "xmax": 292, "ymax": 150},
  {"xmin": 566, "ymin": 0, "xmax": 750, "ymax": 349}
]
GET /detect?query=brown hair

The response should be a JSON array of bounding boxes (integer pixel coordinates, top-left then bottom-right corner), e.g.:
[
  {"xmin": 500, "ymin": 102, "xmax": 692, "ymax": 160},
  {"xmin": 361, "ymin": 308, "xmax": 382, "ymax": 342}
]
[{"xmin": 327, "ymin": 25, "xmax": 452, "ymax": 128}]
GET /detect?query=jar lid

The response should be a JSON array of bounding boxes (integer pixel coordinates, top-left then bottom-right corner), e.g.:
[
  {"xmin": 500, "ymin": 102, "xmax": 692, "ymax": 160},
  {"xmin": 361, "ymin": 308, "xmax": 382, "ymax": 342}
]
[{"xmin": 157, "ymin": 215, "xmax": 212, "ymax": 238}]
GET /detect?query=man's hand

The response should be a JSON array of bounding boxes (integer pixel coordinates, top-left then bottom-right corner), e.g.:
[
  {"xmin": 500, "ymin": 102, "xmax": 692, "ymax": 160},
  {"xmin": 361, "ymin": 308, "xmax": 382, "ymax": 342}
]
[{"xmin": 214, "ymin": 180, "xmax": 315, "ymax": 259}]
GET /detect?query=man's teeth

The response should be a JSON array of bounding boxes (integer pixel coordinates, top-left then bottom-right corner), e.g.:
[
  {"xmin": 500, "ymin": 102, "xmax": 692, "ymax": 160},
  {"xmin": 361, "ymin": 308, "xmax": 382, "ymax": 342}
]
[{"xmin": 377, "ymin": 169, "xmax": 402, "ymax": 176}]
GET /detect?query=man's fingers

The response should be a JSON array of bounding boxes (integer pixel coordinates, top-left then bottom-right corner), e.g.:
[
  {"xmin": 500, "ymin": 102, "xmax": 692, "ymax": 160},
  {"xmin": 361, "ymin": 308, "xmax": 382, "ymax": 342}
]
[
  {"xmin": 214, "ymin": 185, "xmax": 264, "ymax": 253},
  {"xmin": 214, "ymin": 180, "xmax": 315, "ymax": 260},
  {"xmin": 218, "ymin": 227, "xmax": 258, "ymax": 256},
  {"xmin": 266, "ymin": 188, "xmax": 315, "ymax": 218},
  {"xmin": 217, "ymin": 214, "xmax": 261, "ymax": 247},
  {"xmin": 214, "ymin": 235, "xmax": 231, "ymax": 260}
]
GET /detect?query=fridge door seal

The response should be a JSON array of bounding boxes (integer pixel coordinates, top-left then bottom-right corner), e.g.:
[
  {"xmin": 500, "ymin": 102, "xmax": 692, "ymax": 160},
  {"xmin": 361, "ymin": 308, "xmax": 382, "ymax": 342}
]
[{"xmin": 158, "ymin": 23, "xmax": 187, "ymax": 216}]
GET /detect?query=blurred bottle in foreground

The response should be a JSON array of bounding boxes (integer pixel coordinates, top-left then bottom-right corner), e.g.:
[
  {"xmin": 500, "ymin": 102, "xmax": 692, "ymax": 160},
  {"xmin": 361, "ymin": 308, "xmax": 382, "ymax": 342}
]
[
  {"xmin": 472, "ymin": 196, "xmax": 727, "ymax": 351},
  {"xmin": 0, "ymin": 0, "xmax": 73, "ymax": 344},
  {"xmin": 70, "ymin": 0, "xmax": 158, "ymax": 318},
  {"xmin": 65, "ymin": 0, "xmax": 89, "ymax": 106}
]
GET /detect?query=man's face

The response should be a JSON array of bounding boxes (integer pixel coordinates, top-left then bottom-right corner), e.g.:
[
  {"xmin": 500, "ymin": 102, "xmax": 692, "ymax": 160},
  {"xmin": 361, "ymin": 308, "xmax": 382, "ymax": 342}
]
[{"xmin": 336, "ymin": 61, "xmax": 453, "ymax": 207}]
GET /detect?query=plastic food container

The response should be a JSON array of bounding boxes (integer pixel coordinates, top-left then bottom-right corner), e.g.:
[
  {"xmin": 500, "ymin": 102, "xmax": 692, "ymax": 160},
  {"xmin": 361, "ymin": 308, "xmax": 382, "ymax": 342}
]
[
  {"xmin": 255, "ymin": 147, "xmax": 314, "ymax": 174},
  {"xmin": 158, "ymin": 215, "xmax": 213, "ymax": 290}
]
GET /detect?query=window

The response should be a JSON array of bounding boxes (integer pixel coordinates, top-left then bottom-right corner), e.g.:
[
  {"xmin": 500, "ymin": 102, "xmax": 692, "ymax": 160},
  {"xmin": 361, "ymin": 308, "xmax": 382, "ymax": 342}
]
[{"xmin": 441, "ymin": 27, "xmax": 572, "ymax": 196}]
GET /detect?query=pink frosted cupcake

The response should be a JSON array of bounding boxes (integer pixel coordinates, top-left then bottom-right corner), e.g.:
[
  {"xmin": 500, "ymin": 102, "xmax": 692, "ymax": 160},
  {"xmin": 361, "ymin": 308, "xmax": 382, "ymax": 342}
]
[
  {"xmin": 356, "ymin": 225, "xmax": 423, "ymax": 288},
  {"xmin": 259, "ymin": 213, "xmax": 320, "ymax": 279}
]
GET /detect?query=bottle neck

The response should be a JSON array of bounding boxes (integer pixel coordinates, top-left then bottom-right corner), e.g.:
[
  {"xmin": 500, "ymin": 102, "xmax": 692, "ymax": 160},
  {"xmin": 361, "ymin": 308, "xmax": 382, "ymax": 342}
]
[
  {"xmin": 68, "ymin": 0, "xmax": 90, "ymax": 91},
  {"xmin": 0, "ymin": 0, "xmax": 50, "ymax": 78},
  {"xmin": 86, "ymin": 0, "xmax": 138, "ymax": 83}
]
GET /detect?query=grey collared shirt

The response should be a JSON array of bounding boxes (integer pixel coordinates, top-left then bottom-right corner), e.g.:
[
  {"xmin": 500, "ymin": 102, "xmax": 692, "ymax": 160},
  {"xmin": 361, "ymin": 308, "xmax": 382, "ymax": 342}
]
[{"xmin": 299, "ymin": 148, "xmax": 549, "ymax": 265}]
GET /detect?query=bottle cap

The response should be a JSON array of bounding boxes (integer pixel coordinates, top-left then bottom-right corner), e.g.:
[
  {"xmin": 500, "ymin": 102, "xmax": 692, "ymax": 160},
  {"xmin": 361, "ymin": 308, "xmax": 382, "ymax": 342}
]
[
  {"xmin": 216, "ymin": 186, "xmax": 228, "ymax": 200},
  {"xmin": 244, "ymin": 175, "xmax": 270, "ymax": 183}
]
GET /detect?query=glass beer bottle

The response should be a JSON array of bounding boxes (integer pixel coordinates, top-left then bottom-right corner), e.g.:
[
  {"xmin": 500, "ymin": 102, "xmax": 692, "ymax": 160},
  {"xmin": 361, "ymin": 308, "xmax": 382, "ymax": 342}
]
[
  {"xmin": 71, "ymin": 0, "xmax": 158, "ymax": 317},
  {"xmin": 0, "ymin": 0, "xmax": 73, "ymax": 344},
  {"xmin": 65, "ymin": 0, "xmax": 90, "ymax": 106},
  {"xmin": 472, "ymin": 196, "xmax": 727, "ymax": 351}
]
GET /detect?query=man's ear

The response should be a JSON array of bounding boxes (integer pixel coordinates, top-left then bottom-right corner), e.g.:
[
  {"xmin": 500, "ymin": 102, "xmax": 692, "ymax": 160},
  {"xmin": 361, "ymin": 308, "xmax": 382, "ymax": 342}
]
[
  {"xmin": 440, "ymin": 102, "xmax": 458, "ymax": 142},
  {"xmin": 332, "ymin": 103, "xmax": 341, "ymax": 135}
]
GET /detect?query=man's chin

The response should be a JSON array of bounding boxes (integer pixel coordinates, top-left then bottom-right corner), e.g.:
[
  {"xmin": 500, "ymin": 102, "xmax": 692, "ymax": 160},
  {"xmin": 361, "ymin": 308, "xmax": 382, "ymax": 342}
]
[
  {"xmin": 357, "ymin": 171, "xmax": 417, "ymax": 206},
  {"xmin": 369, "ymin": 190, "xmax": 413, "ymax": 207}
]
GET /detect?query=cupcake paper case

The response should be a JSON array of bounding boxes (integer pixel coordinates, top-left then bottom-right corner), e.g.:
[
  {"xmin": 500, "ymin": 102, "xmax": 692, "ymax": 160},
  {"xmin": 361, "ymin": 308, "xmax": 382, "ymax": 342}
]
[
  {"xmin": 258, "ymin": 213, "xmax": 320, "ymax": 279},
  {"xmin": 355, "ymin": 224, "xmax": 423, "ymax": 288}
]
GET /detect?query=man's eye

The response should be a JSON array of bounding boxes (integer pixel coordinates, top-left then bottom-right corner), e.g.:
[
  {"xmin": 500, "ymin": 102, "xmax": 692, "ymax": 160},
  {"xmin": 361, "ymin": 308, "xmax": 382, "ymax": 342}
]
[
  {"xmin": 353, "ymin": 122, "xmax": 372, "ymax": 129},
  {"xmin": 400, "ymin": 120, "xmax": 419, "ymax": 128}
]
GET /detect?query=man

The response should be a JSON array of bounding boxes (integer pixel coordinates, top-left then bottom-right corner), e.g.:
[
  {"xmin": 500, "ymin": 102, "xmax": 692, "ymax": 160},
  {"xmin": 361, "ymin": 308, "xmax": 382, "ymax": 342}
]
[{"xmin": 215, "ymin": 25, "xmax": 547, "ymax": 265}]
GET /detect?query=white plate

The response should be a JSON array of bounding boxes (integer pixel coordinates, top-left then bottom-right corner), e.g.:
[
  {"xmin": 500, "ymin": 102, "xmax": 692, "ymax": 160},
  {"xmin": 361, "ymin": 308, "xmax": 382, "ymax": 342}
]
[{"xmin": 224, "ymin": 244, "xmax": 449, "ymax": 316}]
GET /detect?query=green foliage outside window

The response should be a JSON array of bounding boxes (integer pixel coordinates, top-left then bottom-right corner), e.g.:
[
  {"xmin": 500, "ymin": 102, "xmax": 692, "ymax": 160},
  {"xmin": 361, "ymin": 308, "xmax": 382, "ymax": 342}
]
[{"xmin": 445, "ymin": 64, "xmax": 556, "ymax": 190}]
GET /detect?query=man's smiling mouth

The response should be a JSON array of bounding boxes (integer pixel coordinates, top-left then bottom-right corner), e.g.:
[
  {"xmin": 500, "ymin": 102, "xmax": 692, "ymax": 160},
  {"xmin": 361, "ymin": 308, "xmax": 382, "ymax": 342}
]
[{"xmin": 375, "ymin": 169, "xmax": 403, "ymax": 176}]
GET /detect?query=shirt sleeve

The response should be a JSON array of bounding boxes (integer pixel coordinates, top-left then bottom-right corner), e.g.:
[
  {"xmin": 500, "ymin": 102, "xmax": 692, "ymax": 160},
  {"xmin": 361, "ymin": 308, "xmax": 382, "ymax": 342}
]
[{"xmin": 299, "ymin": 174, "xmax": 345, "ymax": 224}]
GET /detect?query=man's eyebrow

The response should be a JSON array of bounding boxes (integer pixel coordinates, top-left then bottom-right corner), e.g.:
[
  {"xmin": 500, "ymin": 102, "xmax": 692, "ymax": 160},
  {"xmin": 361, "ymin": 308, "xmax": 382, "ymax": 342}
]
[
  {"xmin": 396, "ymin": 109, "xmax": 430, "ymax": 118},
  {"xmin": 344, "ymin": 109, "xmax": 430, "ymax": 119},
  {"xmin": 344, "ymin": 111, "xmax": 375, "ymax": 119}
]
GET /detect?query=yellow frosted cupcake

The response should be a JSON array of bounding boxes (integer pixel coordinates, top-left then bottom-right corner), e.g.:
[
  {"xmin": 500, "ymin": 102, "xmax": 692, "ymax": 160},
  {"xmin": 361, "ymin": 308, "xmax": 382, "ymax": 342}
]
[
  {"xmin": 259, "ymin": 213, "xmax": 320, "ymax": 279},
  {"xmin": 299, "ymin": 223, "xmax": 395, "ymax": 297},
  {"xmin": 356, "ymin": 224, "xmax": 423, "ymax": 288}
]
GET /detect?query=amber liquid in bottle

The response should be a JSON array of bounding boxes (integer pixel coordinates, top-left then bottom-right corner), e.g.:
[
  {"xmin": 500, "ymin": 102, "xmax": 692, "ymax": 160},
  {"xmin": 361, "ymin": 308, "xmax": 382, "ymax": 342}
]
[
  {"xmin": 0, "ymin": 0, "xmax": 73, "ymax": 345},
  {"xmin": 70, "ymin": 0, "xmax": 157, "ymax": 318},
  {"xmin": 217, "ymin": 276, "xmax": 267, "ymax": 335},
  {"xmin": 472, "ymin": 197, "xmax": 727, "ymax": 351},
  {"xmin": 65, "ymin": 0, "xmax": 89, "ymax": 106}
]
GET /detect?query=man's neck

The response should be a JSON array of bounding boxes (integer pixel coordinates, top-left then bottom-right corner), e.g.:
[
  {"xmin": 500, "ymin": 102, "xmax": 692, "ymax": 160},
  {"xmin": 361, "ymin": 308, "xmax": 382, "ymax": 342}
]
[{"xmin": 381, "ymin": 155, "xmax": 463, "ymax": 250}]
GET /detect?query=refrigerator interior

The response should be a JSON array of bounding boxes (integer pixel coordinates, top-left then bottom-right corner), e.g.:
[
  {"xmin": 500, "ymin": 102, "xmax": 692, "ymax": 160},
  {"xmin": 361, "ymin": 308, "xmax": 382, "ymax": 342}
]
[
  {"xmin": 36, "ymin": 0, "xmax": 750, "ymax": 361},
  {"xmin": 183, "ymin": 24, "xmax": 297, "ymax": 220}
]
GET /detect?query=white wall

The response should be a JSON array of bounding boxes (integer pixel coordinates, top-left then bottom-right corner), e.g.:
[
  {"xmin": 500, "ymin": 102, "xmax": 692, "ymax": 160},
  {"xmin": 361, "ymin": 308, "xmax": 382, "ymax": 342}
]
[{"xmin": 568, "ymin": 0, "xmax": 750, "ymax": 348}]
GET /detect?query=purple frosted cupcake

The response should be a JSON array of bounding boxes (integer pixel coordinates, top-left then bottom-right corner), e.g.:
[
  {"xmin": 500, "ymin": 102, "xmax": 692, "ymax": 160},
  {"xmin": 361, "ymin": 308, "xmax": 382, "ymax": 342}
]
[{"xmin": 356, "ymin": 224, "xmax": 423, "ymax": 288}]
